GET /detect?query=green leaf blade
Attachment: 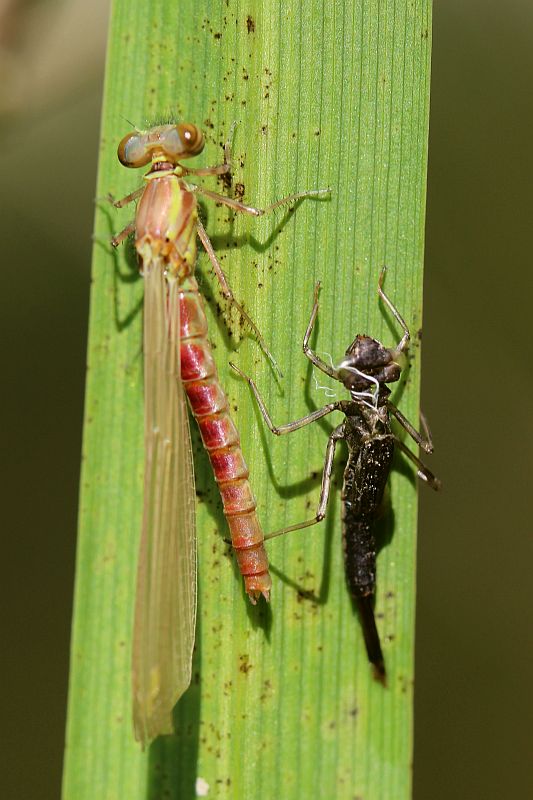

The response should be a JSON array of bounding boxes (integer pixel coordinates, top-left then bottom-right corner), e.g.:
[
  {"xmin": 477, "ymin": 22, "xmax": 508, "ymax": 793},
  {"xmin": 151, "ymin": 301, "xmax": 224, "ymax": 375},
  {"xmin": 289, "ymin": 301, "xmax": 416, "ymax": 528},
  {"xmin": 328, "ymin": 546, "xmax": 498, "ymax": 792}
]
[{"xmin": 64, "ymin": 2, "xmax": 432, "ymax": 798}]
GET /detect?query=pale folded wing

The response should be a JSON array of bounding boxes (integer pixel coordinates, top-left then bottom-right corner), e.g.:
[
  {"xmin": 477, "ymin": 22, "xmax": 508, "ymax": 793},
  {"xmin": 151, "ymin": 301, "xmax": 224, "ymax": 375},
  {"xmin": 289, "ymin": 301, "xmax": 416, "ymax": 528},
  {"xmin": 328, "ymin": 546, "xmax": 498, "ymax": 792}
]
[{"xmin": 132, "ymin": 260, "xmax": 197, "ymax": 746}]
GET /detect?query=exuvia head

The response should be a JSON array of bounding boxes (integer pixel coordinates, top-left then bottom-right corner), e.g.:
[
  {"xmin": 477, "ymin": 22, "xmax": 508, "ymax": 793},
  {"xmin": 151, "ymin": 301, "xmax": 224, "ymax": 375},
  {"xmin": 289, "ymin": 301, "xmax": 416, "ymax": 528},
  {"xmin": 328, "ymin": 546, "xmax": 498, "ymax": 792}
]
[
  {"xmin": 117, "ymin": 123, "xmax": 205, "ymax": 168},
  {"xmin": 336, "ymin": 334, "xmax": 406, "ymax": 395}
]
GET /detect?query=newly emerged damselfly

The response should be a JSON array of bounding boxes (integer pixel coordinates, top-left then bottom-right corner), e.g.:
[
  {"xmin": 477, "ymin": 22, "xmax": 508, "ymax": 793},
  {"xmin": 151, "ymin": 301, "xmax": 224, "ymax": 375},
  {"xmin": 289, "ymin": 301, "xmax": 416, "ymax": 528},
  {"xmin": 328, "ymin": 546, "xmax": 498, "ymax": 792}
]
[
  {"xmin": 109, "ymin": 122, "xmax": 329, "ymax": 744},
  {"xmin": 231, "ymin": 269, "xmax": 440, "ymax": 683}
]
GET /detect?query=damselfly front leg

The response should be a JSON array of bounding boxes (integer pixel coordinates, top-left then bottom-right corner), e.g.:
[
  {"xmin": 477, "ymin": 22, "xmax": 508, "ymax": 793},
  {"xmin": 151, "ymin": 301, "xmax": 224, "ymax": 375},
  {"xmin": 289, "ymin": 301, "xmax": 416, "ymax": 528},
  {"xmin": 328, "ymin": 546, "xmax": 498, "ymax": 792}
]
[
  {"xmin": 192, "ymin": 184, "xmax": 330, "ymax": 218},
  {"xmin": 233, "ymin": 272, "xmax": 440, "ymax": 684}
]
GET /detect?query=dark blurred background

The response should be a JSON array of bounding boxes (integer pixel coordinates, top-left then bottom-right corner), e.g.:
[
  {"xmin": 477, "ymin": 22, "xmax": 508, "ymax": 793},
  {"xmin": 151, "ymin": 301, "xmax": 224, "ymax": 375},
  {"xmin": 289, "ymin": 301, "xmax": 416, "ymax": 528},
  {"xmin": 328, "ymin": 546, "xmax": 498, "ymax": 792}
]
[
  {"xmin": 1, "ymin": 1, "xmax": 531, "ymax": 797},
  {"xmin": 417, "ymin": 1, "xmax": 533, "ymax": 796}
]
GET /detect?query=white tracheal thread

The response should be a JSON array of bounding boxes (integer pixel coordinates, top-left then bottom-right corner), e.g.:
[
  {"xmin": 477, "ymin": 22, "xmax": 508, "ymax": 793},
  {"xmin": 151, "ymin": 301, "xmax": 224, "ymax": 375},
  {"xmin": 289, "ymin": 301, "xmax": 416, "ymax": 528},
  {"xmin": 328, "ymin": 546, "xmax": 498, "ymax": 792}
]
[
  {"xmin": 312, "ymin": 351, "xmax": 339, "ymax": 399},
  {"xmin": 313, "ymin": 371, "xmax": 338, "ymax": 398},
  {"xmin": 337, "ymin": 362, "xmax": 380, "ymax": 412},
  {"xmin": 316, "ymin": 350, "xmax": 335, "ymax": 370}
]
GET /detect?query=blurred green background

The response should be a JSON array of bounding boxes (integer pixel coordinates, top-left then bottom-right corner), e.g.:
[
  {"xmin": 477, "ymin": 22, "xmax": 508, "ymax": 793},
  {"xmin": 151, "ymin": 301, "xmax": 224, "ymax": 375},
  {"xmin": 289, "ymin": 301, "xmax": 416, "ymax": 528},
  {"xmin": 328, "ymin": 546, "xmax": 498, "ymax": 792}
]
[{"xmin": 1, "ymin": 1, "xmax": 531, "ymax": 798}]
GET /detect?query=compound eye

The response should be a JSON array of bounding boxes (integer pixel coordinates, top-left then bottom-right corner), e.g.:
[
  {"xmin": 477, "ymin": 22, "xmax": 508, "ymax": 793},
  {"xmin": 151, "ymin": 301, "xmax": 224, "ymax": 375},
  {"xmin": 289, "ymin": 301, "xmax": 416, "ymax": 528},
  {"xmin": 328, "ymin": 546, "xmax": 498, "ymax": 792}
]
[
  {"xmin": 177, "ymin": 123, "xmax": 204, "ymax": 155},
  {"xmin": 157, "ymin": 126, "xmax": 182, "ymax": 156},
  {"xmin": 117, "ymin": 133, "xmax": 152, "ymax": 168}
]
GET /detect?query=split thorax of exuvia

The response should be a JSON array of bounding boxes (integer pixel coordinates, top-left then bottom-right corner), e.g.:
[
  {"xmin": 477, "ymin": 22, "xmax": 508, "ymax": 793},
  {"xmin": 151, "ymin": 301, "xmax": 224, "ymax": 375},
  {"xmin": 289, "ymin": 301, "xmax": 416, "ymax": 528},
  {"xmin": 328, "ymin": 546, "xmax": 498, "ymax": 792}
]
[{"xmin": 336, "ymin": 334, "xmax": 407, "ymax": 399}]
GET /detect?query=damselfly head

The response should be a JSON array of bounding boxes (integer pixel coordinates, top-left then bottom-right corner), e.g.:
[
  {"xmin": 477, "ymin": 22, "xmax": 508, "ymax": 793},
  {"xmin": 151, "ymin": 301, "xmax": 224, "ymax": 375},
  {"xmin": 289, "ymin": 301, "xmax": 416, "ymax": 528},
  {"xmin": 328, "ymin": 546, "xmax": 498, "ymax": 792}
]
[
  {"xmin": 337, "ymin": 335, "xmax": 403, "ymax": 393},
  {"xmin": 118, "ymin": 123, "xmax": 205, "ymax": 168}
]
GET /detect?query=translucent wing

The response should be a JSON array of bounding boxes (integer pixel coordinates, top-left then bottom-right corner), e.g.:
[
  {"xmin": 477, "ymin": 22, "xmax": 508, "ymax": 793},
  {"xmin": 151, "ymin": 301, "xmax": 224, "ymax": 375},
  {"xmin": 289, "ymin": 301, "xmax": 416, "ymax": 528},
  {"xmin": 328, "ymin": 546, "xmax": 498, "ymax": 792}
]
[{"xmin": 132, "ymin": 259, "xmax": 197, "ymax": 746}]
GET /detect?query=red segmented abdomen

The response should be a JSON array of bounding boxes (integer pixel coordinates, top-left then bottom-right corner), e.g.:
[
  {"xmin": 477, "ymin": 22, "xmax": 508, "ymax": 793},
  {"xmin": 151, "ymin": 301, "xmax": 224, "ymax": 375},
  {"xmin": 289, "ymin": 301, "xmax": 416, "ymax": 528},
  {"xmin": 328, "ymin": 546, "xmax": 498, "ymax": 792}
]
[{"xmin": 178, "ymin": 277, "xmax": 271, "ymax": 602}]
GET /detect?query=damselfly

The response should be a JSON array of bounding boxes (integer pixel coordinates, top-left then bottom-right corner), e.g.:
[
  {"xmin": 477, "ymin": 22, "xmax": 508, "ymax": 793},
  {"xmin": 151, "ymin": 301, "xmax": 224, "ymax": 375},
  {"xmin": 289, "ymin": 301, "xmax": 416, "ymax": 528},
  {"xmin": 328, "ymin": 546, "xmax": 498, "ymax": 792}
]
[
  {"xmin": 109, "ymin": 122, "xmax": 328, "ymax": 744},
  {"xmin": 231, "ymin": 269, "xmax": 440, "ymax": 683}
]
